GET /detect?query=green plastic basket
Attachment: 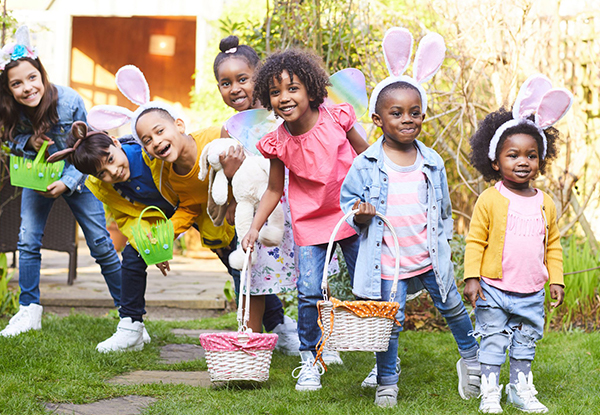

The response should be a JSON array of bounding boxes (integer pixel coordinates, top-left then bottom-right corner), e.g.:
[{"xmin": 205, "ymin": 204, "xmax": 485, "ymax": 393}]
[
  {"xmin": 132, "ymin": 206, "xmax": 174, "ymax": 266},
  {"xmin": 10, "ymin": 140, "xmax": 65, "ymax": 192}
]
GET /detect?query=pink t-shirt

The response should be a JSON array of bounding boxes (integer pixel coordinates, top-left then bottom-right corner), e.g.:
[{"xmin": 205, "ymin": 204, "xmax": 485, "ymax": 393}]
[
  {"xmin": 256, "ymin": 103, "xmax": 357, "ymax": 246},
  {"xmin": 483, "ymin": 181, "xmax": 548, "ymax": 293}
]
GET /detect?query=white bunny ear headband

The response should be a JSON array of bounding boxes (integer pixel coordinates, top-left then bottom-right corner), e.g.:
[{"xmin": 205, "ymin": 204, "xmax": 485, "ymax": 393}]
[
  {"xmin": 87, "ymin": 65, "xmax": 182, "ymax": 148},
  {"xmin": 368, "ymin": 27, "xmax": 446, "ymax": 118},
  {"xmin": 0, "ymin": 26, "xmax": 38, "ymax": 72},
  {"xmin": 487, "ymin": 74, "xmax": 573, "ymax": 161}
]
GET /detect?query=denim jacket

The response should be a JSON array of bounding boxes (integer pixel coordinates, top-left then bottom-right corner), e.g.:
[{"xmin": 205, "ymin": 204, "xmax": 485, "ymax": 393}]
[
  {"xmin": 9, "ymin": 85, "xmax": 87, "ymax": 194},
  {"xmin": 340, "ymin": 136, "xmax": 454, "ymax": 302}
]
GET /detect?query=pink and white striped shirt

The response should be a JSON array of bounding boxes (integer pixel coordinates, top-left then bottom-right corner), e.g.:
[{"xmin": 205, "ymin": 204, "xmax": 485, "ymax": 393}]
[{"xmin": 381, "ymin": 152, "xmax": 432, "ymax": 280}]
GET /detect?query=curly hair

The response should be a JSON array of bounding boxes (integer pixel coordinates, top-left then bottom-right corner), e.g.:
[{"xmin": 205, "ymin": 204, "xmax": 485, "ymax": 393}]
[
  {"xmin": 469, "ymin": 107, "xmax": 560, "ymax": 182},
  {"xmin": 252, "ymin": 48, "xmax": 330, "ymax": 111},
  {"xmin": 213, "ymin": 35, "xmax": 260, "ymax": 80}
]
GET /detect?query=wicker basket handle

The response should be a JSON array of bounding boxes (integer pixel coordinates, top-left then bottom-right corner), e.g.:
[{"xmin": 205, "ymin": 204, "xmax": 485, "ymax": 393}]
[
  {"xmin": 321, "ymin": 209, "xmax": 401, "ymax": 302},
  {"xmin": 237, "ymin": 248, "xmax": 253, "ymax": 333}
]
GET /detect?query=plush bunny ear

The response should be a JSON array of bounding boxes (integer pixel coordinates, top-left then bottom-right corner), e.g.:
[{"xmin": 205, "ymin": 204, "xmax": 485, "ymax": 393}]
[
  {"xmin": 115, "ymin": 65, "xmax": 150, "ymax": 106},
  {"xmin": 87, "ymin": 105, "xmax": 134, "ymax": 131},
  {"xmin": 198, "ymin": 141, "xmax": 212, "ymax": 181},
  {"xmin": 382, "ymin": 27, "xmax": 413, "ymax": 77},
  {"xmin": 512, "ymin": 74, "xmax": 552, "ymax": 120},
  {"xmin": 413, "ymin": 32, "xmax": 446, "ymax": 84},
  {"xmin": 536, "ymin": 88, "xmax": 573, "ymax": 128}
]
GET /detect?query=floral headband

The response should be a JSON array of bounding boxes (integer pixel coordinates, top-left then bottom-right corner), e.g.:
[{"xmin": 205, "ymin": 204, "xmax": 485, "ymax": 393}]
[
  {"xmin": 47, "ymin": 121, "xmax": 107, "ymax": 163},
  {"xmin": 369, "ymin": 27, "xmax": 446, "ymax": 118},
  {"xmin": 488, "ymin": 74, "xmax": 573, "ymax": 161},
  {"xmin": 0, "ymin": 26, "xmax": 38, "ymax": 73}
]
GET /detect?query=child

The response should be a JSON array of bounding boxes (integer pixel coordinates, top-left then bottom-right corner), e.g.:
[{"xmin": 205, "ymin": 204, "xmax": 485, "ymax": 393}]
[
  {"xmin": 340, "ymin": 28, "xmax": 480, "ymax": 407},
  {"xmin": 464, "ymin": 74, "xmax": 571, "ymax": 413},
  {"xmin": 241, "ymin": 48, "xmax": 369, "ymax": 391},
  {"xmin": 48, "ymin": 122, "xmax": 180, "ymax": 351},
  {"xmin": 213, "ymin": 35, "xmax": 300, "ymax": 355},
  {"xmin": 0, "ymin": 27, "xmax": 121, "ymax": 338}
]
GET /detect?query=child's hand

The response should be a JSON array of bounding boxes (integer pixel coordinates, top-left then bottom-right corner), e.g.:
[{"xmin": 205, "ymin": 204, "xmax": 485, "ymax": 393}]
[
  {"xmin": 549, "ymin": 284, "xmax": 565, "ymax": 308},
  {"xmin": 226, "ymin": 199, "xmax": 237, "ymax": 225},
  {"xmin": 241, "ymin": 229, "xmax": 259, "ymax": 252},
  {"xmin": 37, "ymin": 180, "xmax": 68, "ymax": 198},
  {"xmin": 156, "ymin": 261, "xmax": 170, "ymax": 276},
  {"xmin": 220, "ymin": 145, "xmax": 246, "ymax": 181},
  {"xmin": 463, "ymin": 278, "xmax": 486, "ymax": 308},
  {"xmin": 352, "ymin": 199, "xmax": 376, "ymax": 224}
]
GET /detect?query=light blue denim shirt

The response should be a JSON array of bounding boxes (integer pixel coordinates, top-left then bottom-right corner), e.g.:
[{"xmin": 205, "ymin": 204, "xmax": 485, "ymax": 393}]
[
  {"xmin": 340, "ymin": 136, "xmax": 455, "ymax": 302},
  {"xmin": 9, "ymin": 85, "xmax": 87, "ymax": 194}
]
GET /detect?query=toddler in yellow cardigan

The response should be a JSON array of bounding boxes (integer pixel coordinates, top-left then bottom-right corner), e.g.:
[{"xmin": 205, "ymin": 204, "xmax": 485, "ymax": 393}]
[{"xmin": 464, "ymin": 74, "xmax": 572, "ymax": 414}]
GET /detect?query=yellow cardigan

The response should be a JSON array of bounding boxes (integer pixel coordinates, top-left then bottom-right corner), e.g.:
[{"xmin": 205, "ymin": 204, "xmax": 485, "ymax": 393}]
[{"xmin": 464, "ymin": 186, "xmax": 564, "ymax": 287}]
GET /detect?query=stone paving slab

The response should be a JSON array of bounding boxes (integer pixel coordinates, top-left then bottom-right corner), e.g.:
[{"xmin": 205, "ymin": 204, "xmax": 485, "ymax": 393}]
[
  {"xmin": 45, "ymin": 395, "xmax": 156, "ymax": 415},
  {"xmin": 171, "ymin": 328, "xmax": 228, "ymax": 337},
  {"xmin": 160, "ymin": 343, "xmax": 205, "ymax": 363},
  {"xmin": 107, "ymin": 371, "xmax": 212, "ymax": 387}
]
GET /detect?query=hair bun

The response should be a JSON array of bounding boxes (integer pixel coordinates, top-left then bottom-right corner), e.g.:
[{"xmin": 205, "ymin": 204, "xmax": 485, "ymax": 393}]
[{"xmin": 219, "ymin": 36, "xmax": 240, "ymax": 53}]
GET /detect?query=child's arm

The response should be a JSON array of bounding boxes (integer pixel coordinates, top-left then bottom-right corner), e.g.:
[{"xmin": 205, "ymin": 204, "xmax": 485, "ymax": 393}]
[
  {"xmin": 438, "ymin": 161, "xmax": 454, "ymax": 239},
  {"xmin": 241, "ymin": 158, "xmax": 285, "ymax": 251},
  {"xmin": 346, "ymin": 126, "xmax": 369, "ymax": 155}
]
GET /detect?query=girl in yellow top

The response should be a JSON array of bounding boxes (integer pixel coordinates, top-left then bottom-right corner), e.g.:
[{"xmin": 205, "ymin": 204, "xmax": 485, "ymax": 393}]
[{"xmin": 464, "ymin": 74, "xmax": 571, "ymax": 413}]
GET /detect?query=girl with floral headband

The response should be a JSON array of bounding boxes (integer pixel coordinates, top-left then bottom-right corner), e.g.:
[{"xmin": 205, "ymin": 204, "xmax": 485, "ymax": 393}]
[
  {"xmin": 0, "ymin": 26, "xmax": 121, "ymax": 337},
  {"xmin": 464, "ymin": 74, "xmax": 571, "ymax": 413}
]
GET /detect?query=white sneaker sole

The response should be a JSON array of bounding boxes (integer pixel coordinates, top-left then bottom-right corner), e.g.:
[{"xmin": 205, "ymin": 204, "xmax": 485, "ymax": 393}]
[
  {"xmin": 295, "ymin": 383, "xmax": 322, "ymax": 391},
  {"xmin": 96, "ymin": 342, "xmax": 144, "ymax": 353}
]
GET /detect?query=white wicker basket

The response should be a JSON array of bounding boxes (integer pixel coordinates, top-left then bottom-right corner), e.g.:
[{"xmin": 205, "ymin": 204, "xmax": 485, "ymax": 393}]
[
  {"xmin": 317, "ymin": 209, "xmax": 401, "ymax": 353},
  {"xmin": 200, "ymin": 249, "xmax": 278, "ymax": 382}
]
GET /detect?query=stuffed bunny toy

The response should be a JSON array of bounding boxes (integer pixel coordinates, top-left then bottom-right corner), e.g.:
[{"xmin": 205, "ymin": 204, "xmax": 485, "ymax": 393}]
[
  {"xmin": 369, "ymin": 27, "xmax": 446, "ymax": 119},
  {"xmin": 198, "ymin": 138, "xmax": 285, "ymax": 270}
]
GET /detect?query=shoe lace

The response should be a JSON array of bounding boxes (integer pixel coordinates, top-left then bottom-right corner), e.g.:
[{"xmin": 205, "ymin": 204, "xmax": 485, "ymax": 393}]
[
  {"xmin": 516, "ymin": 381, "xmax": 540, "ymax": 403},
  {"xmin": 480, "ymin": 384, "xmax": 502, "ymax": 403},
  {"xmin": 292, "ymin": 359, "xmax": 324, "ymax": 380}
]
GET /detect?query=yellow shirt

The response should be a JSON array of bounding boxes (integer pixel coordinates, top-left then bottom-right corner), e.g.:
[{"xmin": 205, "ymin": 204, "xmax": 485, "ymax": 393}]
[{"xmin": 464, "ymin": 186, "xmax": 564, "ymax": 287}]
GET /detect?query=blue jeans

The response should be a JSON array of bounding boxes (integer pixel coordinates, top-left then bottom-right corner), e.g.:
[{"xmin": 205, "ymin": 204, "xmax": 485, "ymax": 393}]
[
  {"xmin": 475, "ymin": 280, "xmax": 545, "ymax": 365},
  {"xmin": 296, "ymin": 234, "xmax": 359, "ymax": 353},
  {"xmin": 376, "ymin": 269, "xmax": 479, "ymax": 386},
  {"xmin": 17, "ymin": 187, "xmax": 121, "ymax": 306},
  {"xmin": 119, "ymin": 244, "xmax": 148, "ymax": 321}
]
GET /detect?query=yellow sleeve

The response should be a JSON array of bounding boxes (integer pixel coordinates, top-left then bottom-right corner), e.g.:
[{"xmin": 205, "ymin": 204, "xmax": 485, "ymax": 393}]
[
  {"xmin": 464, "ymin": 194, "xmax": 490, "ymax": 280},
  {"xmin": 545, "ymin": 198, "xmax": 564, "ymax": 286}
]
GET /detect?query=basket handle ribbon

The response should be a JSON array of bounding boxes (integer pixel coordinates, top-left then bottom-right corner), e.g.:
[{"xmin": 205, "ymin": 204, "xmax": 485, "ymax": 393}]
[
  {"xmin": 34, "ymin": 140, "xmax": 50, "ymax": 165},
  {"xmin": 135, "ymin": 205, "xmax": 169, "ymax": 230},
  {"xmin": 237, "ymin": 248, "xmax": 253, "ymax": 333},
  {"xmin": 321, "ymin": 209, "xmax": 401, "ymax": 302}
]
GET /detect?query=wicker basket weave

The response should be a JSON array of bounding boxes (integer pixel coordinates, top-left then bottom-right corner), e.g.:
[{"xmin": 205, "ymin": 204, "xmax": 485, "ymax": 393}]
[
  {"xmin": 317, "ymin": 209, "xmax": 401, "ymax": 354},
  {"xmin": 199, "ymin": 249, "xmax": 278, "ymax": 382}
]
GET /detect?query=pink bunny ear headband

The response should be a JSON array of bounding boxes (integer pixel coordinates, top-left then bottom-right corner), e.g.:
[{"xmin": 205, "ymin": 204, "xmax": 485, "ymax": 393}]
[
  {"xmin": 86, "ymin": 65, "xmax": 182, "ymax": 149},
  {"xmin": 368, "ymin": 27, "xmax": 446, "ymax": 118},
  {"xmin": 488, "ymin": 74, "xmax": 573, "ymax": 161},
  {"xmin": 0, "ymin": 26, "xmax": 38, "ymax": 72}
]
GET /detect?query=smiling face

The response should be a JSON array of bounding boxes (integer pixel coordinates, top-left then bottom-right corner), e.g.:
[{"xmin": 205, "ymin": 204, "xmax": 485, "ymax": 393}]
[
  {"xmin": 136, "ymin": 110, "xmax": 186, "ymax": 162},
  {"xmin": 93, "ymin": 141, "xmax": 131, "ymax": 184},
  {"xmin": 268, "ymin": 70, "xmax": 318, "ymax": 135},
  {"xmin": 6, "ymin": 60, "xmax": 45, "ymax": 108},
  {"xmin": 217, "ymin": 57, "xmax": 256, "ymax": 112},
  {"xmin": 372, "ymin": 87, "xmax": 424, "ymax": 150},
  {"xmin": 492, "ymin": 133, "xmax": 540, "ymax": 193}
]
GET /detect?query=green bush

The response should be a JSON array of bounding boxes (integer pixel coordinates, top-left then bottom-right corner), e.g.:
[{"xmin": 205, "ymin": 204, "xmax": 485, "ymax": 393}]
[{"xmin": 0, "ymin": 253, "xmax": 20, "ymax": 317}]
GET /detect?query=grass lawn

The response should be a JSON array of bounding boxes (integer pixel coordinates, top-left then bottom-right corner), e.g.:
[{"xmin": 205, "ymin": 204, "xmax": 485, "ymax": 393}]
[{"xmin": 0, "ymin": 312, "xmax": 598, "ymax": 414}]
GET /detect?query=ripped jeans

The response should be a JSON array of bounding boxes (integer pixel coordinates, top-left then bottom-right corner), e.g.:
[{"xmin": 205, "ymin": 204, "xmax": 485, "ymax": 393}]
[{"xmin": 475, "ymin": 279, "xmax": 545, "ymax": 365}]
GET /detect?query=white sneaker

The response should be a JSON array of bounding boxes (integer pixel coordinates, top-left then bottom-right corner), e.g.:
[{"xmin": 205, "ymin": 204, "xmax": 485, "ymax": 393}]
[
  {"xmin": 292, "ymin": 351, "xmax": 324, "ymax": 391},
  {"xmin": 142, "ymin": 326, "xmax": 151, "ymax": 344},
  {"xmin": 362, "ymin": 356, "xmax": 401, "ymax": 388},
  {"xmin": 457, "ymin": 358, "xmax": 481, "ymax": 399},
  {"xmin": 0, "ymin": 304, "xmax": 43, "ymax": 337},
  {"xmin": 374, "ymin": 384, "xmax": 399, "ymax": 408},
  {"xmin": 506, "ymin": 372, "xmax": 548, "ymax": 413},
  {"xmin": 322, "ymin": 350, "xmax": 343, "ymax": 365},
  {"xmin": 479, "ymin": 373, "xmax": 503, "ymax": 413},
  {"xmin": 96, "ymin": 317, "xmax": 144, "ymax": 353},
  {"xmin": 272, "ymin": 315, "xmax": 300, "ymax": 356}
]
